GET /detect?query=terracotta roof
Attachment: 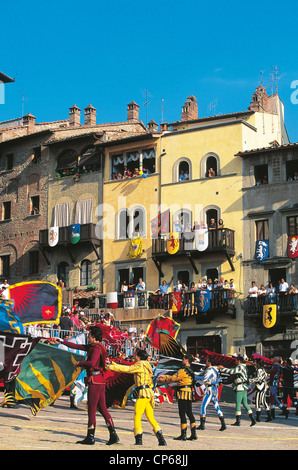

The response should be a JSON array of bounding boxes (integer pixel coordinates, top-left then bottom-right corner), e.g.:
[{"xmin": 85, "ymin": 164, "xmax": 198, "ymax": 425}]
[{"xmin": 236, "ymin": 142, "xmax": 298, "ymax": 156}]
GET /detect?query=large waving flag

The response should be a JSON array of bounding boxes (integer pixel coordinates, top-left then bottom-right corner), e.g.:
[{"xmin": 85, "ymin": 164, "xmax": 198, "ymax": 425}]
[
  {"xmin": 0, "ymin": 331, "xmax": 40, "ymax": 382},
  {"xmin": 92, "ymin": 323, "xmax": 129, "ymax": 351},
  {"xmin": 0, "ymin": 299, "xmax": 24, "ymax": 334},
  {"xmin": 145, "ymin": 314, "xmax": 180, "ymax": 349},
  {"xmin": 15, "ymin": 341, "xmax": 82, "ymax": 415},
  {"xmin": 8, "ymin": 281, "xmax": 62, "ymax": 325}
]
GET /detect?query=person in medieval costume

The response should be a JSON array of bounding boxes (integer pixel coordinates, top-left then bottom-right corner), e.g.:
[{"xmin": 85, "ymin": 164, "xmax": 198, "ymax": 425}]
[
  {"xmin": 250, "ymin": 357, "xmax": 271, "ymax": 422},
  {"xmin": 157, "ymin": 354, "xmax": 197, "ymax": 441},
  {"xmin": 218, "ymin": 355, "xmax": 256, "ymax": 427},
  {"xmin": 58, "ymin": 325, "xmax": 119, "ymax": 446},
  {"xmin": 196, "ymin": 357, "xmax": 227, "ymax": 431},
  {"xmin": 107, "ymin": 348, "xmax": 166, "ymax": 446}
]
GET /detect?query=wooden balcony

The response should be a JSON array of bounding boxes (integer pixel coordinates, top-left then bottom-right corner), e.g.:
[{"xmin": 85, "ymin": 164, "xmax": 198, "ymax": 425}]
[
  {"xmin": 152, "ymin": 228, "xmax": 235, "ymax": 273},
  {"xmin": 39, "ymin": 223, "xmax": 101, "ymax": 262}
]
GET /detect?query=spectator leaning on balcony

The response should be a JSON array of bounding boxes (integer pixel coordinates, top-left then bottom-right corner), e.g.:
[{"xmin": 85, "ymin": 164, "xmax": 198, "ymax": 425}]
[
  {"xmin": 267, "ymin": 282, "xmax": 276, "ymax": 304},
  {"xmin": 136, "ymin": 278, "xmax": 146, "ymax": 291},
  {"xmin": 289, "ymin": 284, "xmax": 297, "ymax": 310}
]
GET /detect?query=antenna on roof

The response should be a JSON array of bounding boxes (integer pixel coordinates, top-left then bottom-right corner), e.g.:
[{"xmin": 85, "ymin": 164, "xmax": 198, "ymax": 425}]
[
  {"xmin": 208, "ymin": 98, "xmax": 218, "ymax": 116},
  {"xmin": 160, "ymin": 96, "xmax": 164, "ymax": 123},
  {"xmin": 272, "ymin": 66, "xmax": 286, "ymax": 94},
  {"xmin": 21, "ymin": 92, "xmax": 29, "ymax": 116},
  {"xmin": 144, "ymin": 88, "xmax": 151, "ymax": 126}
]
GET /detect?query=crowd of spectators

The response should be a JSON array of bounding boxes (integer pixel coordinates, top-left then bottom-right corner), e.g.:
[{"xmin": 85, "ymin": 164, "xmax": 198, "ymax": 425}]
[
  {"xmin": 111, "ymin": 167, "xmax": 151, "ymax": 180},
  {"xmin": 248, "ymin": 279, "xmax": 297, "ymax": 311}
]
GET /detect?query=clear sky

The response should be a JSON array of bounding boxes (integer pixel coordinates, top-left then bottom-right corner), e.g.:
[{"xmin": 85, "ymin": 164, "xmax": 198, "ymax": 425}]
[{"xmin": 1, "ymin": 0, "xmax": 298, "ymax": 142}]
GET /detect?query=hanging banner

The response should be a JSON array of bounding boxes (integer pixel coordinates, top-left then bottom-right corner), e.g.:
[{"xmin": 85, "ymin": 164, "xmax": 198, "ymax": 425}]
[
  {"xmin": 107, "ymin": 292, "xmax": 118, "ymax": 309},
  {"xmin": 196, "ymin": 290, "xmax": 210, "ymax": 313},
  {"xmin": 127, "ymin": 237, "xmax": 143, "ymax": 259},
  {"xmin": 195, "ymin": 229, "xmax": 208, "ymax": 252},
  {"xmin": 263, "ymin": 304, "xmax": 277, "ymax": 328},
  {"xmin": 287, "ymin": 235, "xmax": 298, "ymax": 259},
  {"xmin": 255, "ymin": 240, "xmax": 269, "ymax": 262},
  {"xmin": 167, "ymin": 232, "xmax": 179, "ymax": 254},
  {"xmin": 70, "ymin": 224, "xmax": 81, "ymax": 244},
  {"xmin": 123, "ymin": 291, "xmax": 135, "ymax": 309},
  {"xmin": 169, "ymin": 292, "xmax": 182, "ymax": 313},
  {"xmin": 48, "ymin": 226, "xmax": 59, "ymax": 247}
]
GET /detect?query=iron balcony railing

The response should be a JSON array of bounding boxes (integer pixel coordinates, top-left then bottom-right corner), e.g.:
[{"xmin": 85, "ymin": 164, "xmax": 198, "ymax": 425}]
[{"xmin": 244, "ymin": 293, "xmax": 297, "ymax": 315}]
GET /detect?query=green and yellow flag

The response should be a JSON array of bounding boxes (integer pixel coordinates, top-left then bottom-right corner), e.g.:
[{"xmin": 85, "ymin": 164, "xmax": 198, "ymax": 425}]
[{"xmin": 15, "ymin": 342, "xmax": 82, "ymax": 415}]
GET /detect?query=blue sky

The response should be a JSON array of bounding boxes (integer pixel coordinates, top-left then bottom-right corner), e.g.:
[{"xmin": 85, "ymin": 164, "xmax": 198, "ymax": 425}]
[{"xmin": 1, "ymin": 0, "xmax": 298, "ymax": 142}]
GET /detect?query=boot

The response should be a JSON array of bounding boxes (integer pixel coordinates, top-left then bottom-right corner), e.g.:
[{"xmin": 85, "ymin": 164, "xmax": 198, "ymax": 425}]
[
  {"xmin": 174, "ymin": 427, "xmax": 187, "ymax": 441},
  {"xmin": 265, "ymin": 409, "xmax": 272, "ymax": 422},
  {"xmin": 283, "ymin": 406, "xmax": 289, "ymax": 419},
  {"xmin": 187, "ymin": 425, "xmax": 198, "ymax": 440},
  {"xmin": 271, "ymin": 408, "xmax": 275, "ymax": 419},
  {"xmin": 296, "ymin": 405, "xmax": 298, "ymax": 416},
  {"xmin": 219, "ymin": 416, "xmax": 227, "ymax": 431},
  {"xmin": 70, "ymin": 395, "xmax": 78, "ymax": 409},
  {"xmin": 77, "ymin": 428, "xmax": 95, "ymax": 445},
  {"xmin": 249, "ymin": 413, "xmax": 256, "ymax": 426},
  {"xmin": 156, "ymin": 430, "xmax": 167, "ymax": 446},
  {"xmin": 231, "ymin": 415, "xmax": 241, "ymax": 426},
  {"xmin": 135, "ymin": 434, "xmax": 143, "ymax": 445},
  {"xmin": 256, "ymin": 411, "xmax": 261, "ymax": 422},
  {"xmin": 197, "ymin": 416, "xmax": 206, "ymax": 430},
  {"xmin": 106, "ymin": 425, "xmax": 119, "ymax": 445}
]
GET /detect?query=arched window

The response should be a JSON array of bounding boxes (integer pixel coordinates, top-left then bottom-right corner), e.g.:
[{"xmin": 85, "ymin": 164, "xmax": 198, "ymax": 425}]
[
  {"xmin": 81, "ymin": 259, "xmax": 92, "ymax": 286},
  {"xmin": 57, "ymin": 262, "xmax": 69, "ymax": 286},
  {"xmin": 173, "ymin": 157, "xmax": 192, "ymax": 182},
  {"xmin": 118, "ymin": 209, "xmax": 130, "ymax": 239},
  {"xmin": 201, "ymin": 152, "xmax": 220, "ymax": 178},
  {"xmin": 117, "ymin": 207, "xmax": 146, "ymax": 239},
  {"xmin": 173, "ymin": 209, "xmax": 192, "ymax": 232},
  {"xmin": 132, "ymin": 207, "xmax": 146, "ymax": 237},
  {"xmin": 206, "ymin": 156, "xmax": 217, "ymax": 177}
]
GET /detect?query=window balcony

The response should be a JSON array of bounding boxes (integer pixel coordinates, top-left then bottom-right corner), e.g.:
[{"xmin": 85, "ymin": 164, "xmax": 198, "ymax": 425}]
[
  {"xmin": 152, "ymin": 228, "xmax": 235, "ymax": 273},
  {"xmin": 244, "ymin": 293, "xmax": 297, "ymax": 315}
]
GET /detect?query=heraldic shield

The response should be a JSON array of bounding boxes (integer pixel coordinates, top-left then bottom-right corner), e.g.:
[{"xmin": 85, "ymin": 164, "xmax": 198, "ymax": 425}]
[
  {"xmin": 70, "ymin": 224, "xmax": 81, "ymax": 244},
  {"xmin": 287, "ymin": 235, "xmax": 298, "ymax": 259},
  {"xmin": 169, "ymin": 292, "xmax": 182, "ymax": 313},
  {"xmin": 167, "ymin": 232, "xmax": 179, "ymax": 254},
  {"xmin": 263, "ymin": 304, "xmax": 277, "ymax": 328},
  {"xmin": 48, "ymin": 226, "xmax": 59, "ymax": 247},
  {"xmin": 255, "ymin": 239, "xmax": 269, "ymax": 262},
  {"xmin": 196, "ymin": 290, "xmax": 210, "ymax": 313}
]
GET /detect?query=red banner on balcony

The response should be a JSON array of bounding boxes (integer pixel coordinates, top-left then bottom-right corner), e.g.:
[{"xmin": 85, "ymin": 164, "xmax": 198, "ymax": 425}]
[
  {"xmin": 169, "ymin": 292, "xmax": 181, "ymax": 313},
  {"xmin": 287, "ymin": 235, "xmax": 298, "ymax": 258}
]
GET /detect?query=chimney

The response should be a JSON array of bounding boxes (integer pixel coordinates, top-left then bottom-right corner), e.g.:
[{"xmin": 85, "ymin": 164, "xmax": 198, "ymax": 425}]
[
  {"xmin": 160, "ymin": 122, "xmax": 170, "ymax": 132},
  {"xmin": 248, "ymin": 86, "xmax": 269, "ymax": 112},
  {"xmin": 84, "ymin": 104, "xmax": 96, "ymax": 126},
  {"xmin": 148, "ymin": 119, "xmax": 158, "ymax": 133},
  {"xmin": 181, "ymin": 95, "xmax": 198, "ymax": 121},
  {"xmin": 23, "ymin": 113, "xmax": 36, "ymax": 133},
  {"xmin": 69, "ymin": 104, "xmax": 81, "ymax": 126},
  {"xmin": 127, "ymin": 101, "xmax": 140, "ymax": 122}
]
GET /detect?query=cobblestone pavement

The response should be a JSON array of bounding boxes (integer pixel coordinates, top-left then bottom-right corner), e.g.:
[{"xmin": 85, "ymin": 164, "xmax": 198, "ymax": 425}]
[{"xmin": 0, "ymin": 393, "xmax": 297, "ymax": 456}]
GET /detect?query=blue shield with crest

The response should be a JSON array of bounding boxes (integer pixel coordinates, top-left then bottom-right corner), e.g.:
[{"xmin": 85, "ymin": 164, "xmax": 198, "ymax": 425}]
[
  {"xmin": 255, "ymin": 240, "xmax": 269, "ymax": 262},
  {"xmin": 196, "ymin": 290, "xmax": 210, "ymax": 313}
]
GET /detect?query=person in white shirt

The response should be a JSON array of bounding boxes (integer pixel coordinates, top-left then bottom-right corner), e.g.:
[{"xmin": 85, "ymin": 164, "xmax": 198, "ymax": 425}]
[
  {"xmin": 249, "ymin": 281, "xmax": 258, "ymax": 312},
  {"xmin": 136, "ymin": 278, "xmax": 146, "ymax": 291},
  {"xmin": 278, "ymin": 278, "xmax": 289, "ymax": 310},
  {"xmin": 0, "ymin": 280, "xmax": 10, "ymax": 299}
]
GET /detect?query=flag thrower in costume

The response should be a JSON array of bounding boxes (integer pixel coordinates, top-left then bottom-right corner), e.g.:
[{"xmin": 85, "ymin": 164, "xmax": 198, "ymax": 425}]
[{"xmin": 8, "ymin": 281, "xmax": 62, "ymax": 325}]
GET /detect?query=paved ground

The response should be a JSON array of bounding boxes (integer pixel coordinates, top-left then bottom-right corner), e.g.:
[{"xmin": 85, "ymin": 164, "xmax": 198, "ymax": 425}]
[{"xmin": 0, "ymin": 392, "xmax": 297, "ymax": 456}]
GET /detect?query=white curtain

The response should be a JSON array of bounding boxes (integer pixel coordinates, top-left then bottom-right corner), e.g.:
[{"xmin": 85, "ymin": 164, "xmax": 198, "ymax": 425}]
[
  {"xmin": 53, "ymin": 202, "xmax": 71, "ymax": 227},
  {"xmin": 75, "ymin": 199, "xmax": 93, "ymax": 225}
]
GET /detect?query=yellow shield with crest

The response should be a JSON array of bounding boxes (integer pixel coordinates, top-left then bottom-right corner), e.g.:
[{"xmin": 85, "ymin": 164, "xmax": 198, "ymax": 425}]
[
  {"xmin": 263, "ymin": 304, "xmax": 277, "ymax": 328},
  {"xmin": 167, "ymin": 232, "xmax": 180, "ymax": 254}
]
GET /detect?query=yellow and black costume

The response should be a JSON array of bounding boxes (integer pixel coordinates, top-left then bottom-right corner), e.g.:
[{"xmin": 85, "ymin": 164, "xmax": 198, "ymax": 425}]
[
  {"xmin": 108, "ymin": 349, "xmax": 166, "ymax": 446},
  {"xmin": 159, "ymin": 357, "xmax": 197, "ymax": 441}
]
